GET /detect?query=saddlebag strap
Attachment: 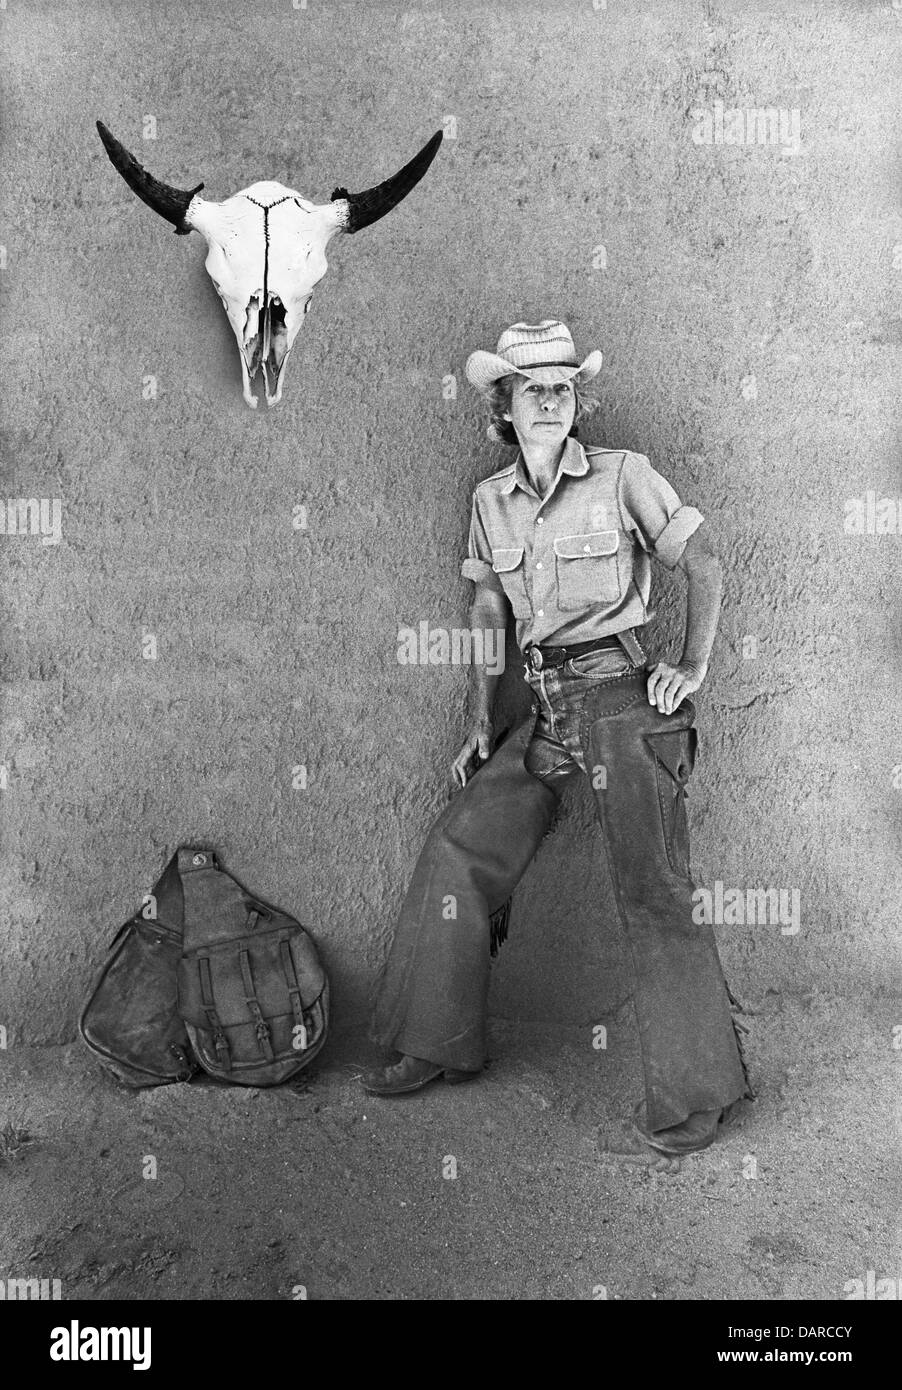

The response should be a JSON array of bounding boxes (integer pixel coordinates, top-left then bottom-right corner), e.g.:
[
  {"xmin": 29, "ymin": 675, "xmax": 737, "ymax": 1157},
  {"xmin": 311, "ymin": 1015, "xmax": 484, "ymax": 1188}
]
[
  {"xmin": 198, "ymin": 955, "xmax": 231, "ymax": 1069},
  {"xmin": 279, "ymin": 938, "xmax": 308, "ymax": 1049},
  {"xmin": 238, "ymin": 947, "xmax": 274, "ymax": 1060},
  {"xmin": 245, "ymin": 902, "xmax": 269, "ymax": 932}
]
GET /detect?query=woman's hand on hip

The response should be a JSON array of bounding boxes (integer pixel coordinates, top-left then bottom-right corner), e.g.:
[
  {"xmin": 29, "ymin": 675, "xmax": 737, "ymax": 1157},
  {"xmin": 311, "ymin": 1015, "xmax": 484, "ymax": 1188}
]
[{"xmin": 646, "ymin": 661, "xmax": 707, "ymax": 715}]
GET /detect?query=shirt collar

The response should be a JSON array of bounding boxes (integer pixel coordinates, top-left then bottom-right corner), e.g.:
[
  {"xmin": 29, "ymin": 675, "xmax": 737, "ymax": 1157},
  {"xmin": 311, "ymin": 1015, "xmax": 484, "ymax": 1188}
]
[{"xmin": 499, "ymin": 436, "xmax": 590, "ymax": 496}]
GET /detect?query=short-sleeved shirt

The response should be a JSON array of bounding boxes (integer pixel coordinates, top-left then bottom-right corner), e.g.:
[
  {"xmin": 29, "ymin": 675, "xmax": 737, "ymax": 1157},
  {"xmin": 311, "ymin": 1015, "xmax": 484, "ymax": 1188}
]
[{"xmin": 460, "ymin": 436, "xmax": 704, "ymax": 649}]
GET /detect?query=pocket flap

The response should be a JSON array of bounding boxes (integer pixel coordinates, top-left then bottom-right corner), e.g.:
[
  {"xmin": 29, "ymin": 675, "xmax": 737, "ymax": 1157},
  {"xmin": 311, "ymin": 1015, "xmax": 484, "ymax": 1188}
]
[
  {"xmin": 553, "ymin": 530, "xmax": 619, "ymax": 560},
  {"xmin": 645, "ymin": 727, "xmax": 697, "ymax": 782},
  {"xmin": 491, "ymin": 546, "xmax": 524, "ymax": 573}
]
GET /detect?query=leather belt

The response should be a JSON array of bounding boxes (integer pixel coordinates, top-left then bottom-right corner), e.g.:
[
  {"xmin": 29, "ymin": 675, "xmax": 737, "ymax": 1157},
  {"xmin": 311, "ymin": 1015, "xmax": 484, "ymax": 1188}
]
[{"xmin": 523, "ymin": 634, "xmax": 623, "ymax": 672}]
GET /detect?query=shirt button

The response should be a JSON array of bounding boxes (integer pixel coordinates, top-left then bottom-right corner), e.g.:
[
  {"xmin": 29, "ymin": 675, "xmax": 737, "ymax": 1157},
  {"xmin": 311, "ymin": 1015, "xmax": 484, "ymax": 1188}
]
[
  {"xmin": 537, "ymin": 609, "xmax": 544, "ymax": 617},
  {"xmin": 583, "ymin": 544, "xmax": 591, "ymax": 552},
  {"xmin": 536, "ymin": 517, "xmax": 544, "ymax": 525},
  {"xmin": 535, "ymin": 561, "xmax": 543, "ymax": 570}
]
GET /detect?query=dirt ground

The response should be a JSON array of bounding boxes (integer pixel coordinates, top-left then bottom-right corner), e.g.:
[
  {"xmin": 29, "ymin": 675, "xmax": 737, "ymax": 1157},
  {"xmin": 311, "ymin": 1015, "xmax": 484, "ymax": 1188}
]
[{"xmin": 0, "ymin": 987, "xmax": 896, "ymax": 1302}]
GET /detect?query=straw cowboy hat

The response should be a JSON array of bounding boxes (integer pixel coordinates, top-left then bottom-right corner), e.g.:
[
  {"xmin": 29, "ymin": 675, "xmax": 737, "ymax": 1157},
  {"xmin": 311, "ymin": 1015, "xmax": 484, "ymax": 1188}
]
[{"xmin": 465, "ymin": 319, "xmax": 603, "ymax": 393}]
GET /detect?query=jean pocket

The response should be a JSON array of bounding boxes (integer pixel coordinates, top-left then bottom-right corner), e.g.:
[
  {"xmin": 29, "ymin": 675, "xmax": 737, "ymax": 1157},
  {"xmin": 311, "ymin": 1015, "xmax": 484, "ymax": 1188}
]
[
  {"xmin": 564, "ymin": 648, "xmax": 632, "ymax": 680},
  {"xmin": 491, "ymin": 546, "xmax": 532, "ymax": 619},
  {"xmin": 552, "ymin": 531, "xmax": 620, "ymax": 610},
  {"xmin": 645, "ymin": 726, "xmax": 698, "ymax": 878}
]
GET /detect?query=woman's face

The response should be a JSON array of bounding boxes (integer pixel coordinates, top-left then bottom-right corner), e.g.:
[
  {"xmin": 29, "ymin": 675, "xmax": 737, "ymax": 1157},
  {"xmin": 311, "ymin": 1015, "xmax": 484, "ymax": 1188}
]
[{"xmin": 507, "ymin": 376, "xmax": 577, "ymax": 447}]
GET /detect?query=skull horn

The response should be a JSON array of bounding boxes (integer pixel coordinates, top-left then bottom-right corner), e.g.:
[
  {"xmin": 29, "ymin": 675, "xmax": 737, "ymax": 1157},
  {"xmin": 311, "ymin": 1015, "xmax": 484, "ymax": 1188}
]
[
  {"xmin": 330, "ymin": 129, "xmax": 443, "ymax": 233},
  {"xmin": 96, "ymin": 121, "xmax": 205, "ymax": 235}
]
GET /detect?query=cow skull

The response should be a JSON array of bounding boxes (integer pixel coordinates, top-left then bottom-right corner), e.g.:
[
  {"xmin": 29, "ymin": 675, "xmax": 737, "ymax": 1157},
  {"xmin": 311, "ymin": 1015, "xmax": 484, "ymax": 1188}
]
[{"xmin": 96, "ymin": 121, "xmax": 443, "ymax": 407}]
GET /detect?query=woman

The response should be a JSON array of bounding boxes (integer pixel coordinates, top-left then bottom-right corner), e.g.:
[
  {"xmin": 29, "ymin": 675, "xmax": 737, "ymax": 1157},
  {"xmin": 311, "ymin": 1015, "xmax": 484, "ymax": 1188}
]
[{"xmin": 363, "ymin": 319, "xmax": 750, "ymax": 1158}]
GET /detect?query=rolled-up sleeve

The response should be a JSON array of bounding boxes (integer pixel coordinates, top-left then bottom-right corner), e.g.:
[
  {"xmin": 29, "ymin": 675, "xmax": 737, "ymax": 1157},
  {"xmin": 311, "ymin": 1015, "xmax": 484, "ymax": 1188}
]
[
  {"xmin": 619, "ymin": 452, "xmax": 704, "ymax": 570},
  {"xmin": 461, "ymin": 493, "xmax": 505, "ymax": 593}
]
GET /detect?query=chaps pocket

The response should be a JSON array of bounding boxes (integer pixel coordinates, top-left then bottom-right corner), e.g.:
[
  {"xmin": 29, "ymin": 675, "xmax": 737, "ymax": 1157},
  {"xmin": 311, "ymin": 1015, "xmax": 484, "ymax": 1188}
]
[{"xmin": 645, "ymin": 725, "xmax": 698, "ymax": 878}]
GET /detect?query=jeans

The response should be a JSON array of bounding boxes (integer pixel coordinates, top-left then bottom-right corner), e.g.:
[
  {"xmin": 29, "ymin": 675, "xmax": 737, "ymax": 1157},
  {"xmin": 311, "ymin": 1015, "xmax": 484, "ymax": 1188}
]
[
  {"xmin": 372, "ymin": 644, "xmax": 750, "ymax": 1132},
  {"xmin": 523, "ymin": 643, "xmax": 636, "ymax": 782}
]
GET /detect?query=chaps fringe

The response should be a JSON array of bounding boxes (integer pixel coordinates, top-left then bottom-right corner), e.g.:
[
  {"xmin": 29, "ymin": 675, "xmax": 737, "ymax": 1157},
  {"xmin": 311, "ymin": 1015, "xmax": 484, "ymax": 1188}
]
[
  {"xmin": 489, "ymin": 897, "xmax": 512, "ymax": 958},
  {"xmin": 726, "ymin": 982, "xmax": 756, "ymax": 1099}
]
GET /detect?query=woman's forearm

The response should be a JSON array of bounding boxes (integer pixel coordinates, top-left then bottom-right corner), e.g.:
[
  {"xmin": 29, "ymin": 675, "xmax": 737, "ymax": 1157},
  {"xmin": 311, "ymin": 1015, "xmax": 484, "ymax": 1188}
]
[
  {"xmin": 466, "ymin": 598, "xmax": 506, "ymax": 723},
  {"xmin": 680, "ymin": 555, "xmax": 723, "ymax": 673}
]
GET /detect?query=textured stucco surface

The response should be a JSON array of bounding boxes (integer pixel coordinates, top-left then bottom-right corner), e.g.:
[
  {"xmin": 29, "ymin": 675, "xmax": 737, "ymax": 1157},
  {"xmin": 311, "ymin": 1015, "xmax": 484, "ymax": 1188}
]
[{"xmin": 1, "ymin": 0, "xmax": 900, "ymax": 1047}]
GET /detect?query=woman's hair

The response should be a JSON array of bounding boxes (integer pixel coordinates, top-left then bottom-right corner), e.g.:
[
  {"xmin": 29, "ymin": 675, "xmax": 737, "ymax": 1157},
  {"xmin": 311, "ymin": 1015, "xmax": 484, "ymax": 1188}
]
[{"xmin": 485, "ymin": 373, "xmax": 599, "ymax": 446}]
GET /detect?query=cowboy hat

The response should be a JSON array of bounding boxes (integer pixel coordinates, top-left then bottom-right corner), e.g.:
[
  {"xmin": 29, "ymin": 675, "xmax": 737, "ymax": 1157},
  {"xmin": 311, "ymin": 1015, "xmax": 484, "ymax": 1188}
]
[{"xmin": 465, "ymin": 319, "xmax": 602, "ymax": 393}]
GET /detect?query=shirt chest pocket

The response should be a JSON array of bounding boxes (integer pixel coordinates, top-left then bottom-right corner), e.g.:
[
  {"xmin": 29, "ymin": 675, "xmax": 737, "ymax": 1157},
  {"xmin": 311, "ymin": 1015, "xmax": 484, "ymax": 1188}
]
[
  {"xmin": 491, "ymin": 547, "xmax": 532, "ymax": 619},
  {"xmin": 552, "ymin": 531, "xmax": 621, "ymax": 610}
]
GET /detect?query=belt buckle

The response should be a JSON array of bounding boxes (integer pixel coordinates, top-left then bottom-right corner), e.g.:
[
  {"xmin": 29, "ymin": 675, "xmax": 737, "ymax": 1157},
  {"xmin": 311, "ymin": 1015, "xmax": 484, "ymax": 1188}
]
[{"xmin": 528, "ymin": 646, "xmax": 543, "ymax": 671}]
